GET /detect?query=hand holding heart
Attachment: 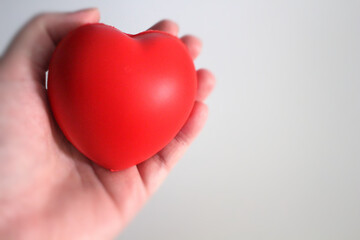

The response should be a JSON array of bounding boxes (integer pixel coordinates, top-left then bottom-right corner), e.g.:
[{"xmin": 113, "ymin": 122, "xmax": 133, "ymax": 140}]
[{"xmin": 0, "ymin": 8, "xmax": 215, "ymax": 239}]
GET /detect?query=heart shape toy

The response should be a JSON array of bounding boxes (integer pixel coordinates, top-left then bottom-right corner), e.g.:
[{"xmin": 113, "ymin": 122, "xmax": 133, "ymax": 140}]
[{"xmin": 48, "ymin": 23, "xmax": 197, "ymax": 171}]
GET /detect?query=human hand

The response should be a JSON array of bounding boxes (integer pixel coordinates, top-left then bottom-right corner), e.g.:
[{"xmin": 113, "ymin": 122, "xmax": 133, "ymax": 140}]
[{"xmin": 0, "ymin": 8, "xmax": 215, "ymax": 239}]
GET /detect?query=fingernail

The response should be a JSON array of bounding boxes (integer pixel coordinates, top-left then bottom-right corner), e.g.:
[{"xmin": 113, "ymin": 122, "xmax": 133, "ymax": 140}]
[{"xmin": 72, "ymin": 7, "xmax": 98, "ymax": 14}]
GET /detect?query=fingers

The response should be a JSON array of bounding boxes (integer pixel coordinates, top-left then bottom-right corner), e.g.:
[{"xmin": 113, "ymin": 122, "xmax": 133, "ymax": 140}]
[
  {"xmin": 148, "ymin": 19, "xmax": 179, "ymax": 36},
  {"xmin": 181, "ymin": 35, "xmax": 202, "ymax": 60},
  {"xmin": 2, "ymin": 8, "xmax": 100, "ymax": 82},
  {"xmin": 136, "ymin": 101, "xmax": 208, "ymax": 195},
  {"xmin": 136, "ymin": 68, "xmax": 216, "ymax": 194},
  {"xmin": 138, "ymin": 20, "xmax": 215, "ymax": 195},
  {"xmin": 196, "ymin": 69, "xmax": 216, "ymax": 101}
]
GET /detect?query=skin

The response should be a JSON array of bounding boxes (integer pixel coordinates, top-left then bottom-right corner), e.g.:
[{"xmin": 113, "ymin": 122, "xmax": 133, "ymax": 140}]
[{"xmin": 0, "ymin": 8, "xmax": 215, "ymax": 240}]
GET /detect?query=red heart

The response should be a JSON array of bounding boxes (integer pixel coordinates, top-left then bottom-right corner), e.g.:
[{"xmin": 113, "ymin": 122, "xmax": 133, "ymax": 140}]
[{"xmin": 48, "ymin": 23, "xmax": 196, "ymax": 171}]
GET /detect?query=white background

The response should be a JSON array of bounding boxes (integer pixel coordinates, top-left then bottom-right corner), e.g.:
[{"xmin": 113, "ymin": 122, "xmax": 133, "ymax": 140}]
[{"xmin": 1, "ymin": 0, "xmax": 360, "ymax": 239}]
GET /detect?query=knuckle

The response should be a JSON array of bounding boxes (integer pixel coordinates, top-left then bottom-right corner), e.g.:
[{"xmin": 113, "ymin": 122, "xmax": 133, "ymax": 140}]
[
  {"xmin": 29, "ymin": 13, "xmax": 49, "ymax": 26},
  {"xmin": 174, "ymin": 130, "xmax": 189, "ymax": 146}
]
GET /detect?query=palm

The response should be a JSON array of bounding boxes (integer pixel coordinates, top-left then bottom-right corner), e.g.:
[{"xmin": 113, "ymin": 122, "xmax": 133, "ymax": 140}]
[{"xmin": 0, "ymin": 9, "xmax": 214, "ymax": 240}]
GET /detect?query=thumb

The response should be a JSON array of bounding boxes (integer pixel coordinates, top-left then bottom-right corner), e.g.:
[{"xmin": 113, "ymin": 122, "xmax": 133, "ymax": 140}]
[{"xmin": 2, "ymin": 8, "xmax": 100, "ymax": 80}]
